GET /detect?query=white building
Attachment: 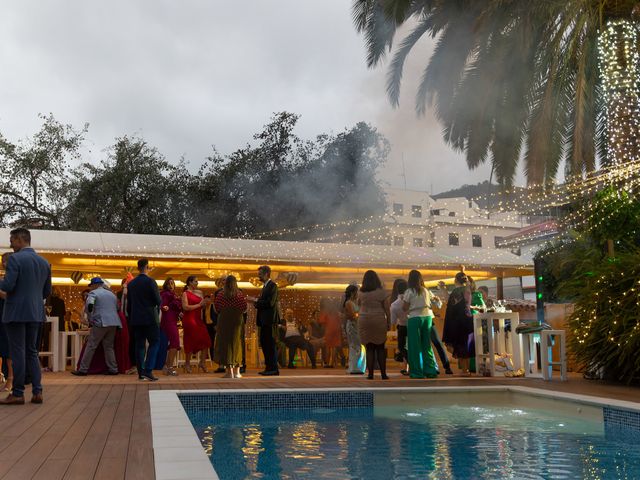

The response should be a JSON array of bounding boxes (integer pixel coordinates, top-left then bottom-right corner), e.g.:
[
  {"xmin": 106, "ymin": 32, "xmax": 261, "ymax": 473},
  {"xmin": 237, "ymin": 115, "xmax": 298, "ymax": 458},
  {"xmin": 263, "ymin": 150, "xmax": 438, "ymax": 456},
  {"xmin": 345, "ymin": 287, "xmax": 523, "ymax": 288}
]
[{"xmin": 384, "ymin": 187, "xmax": 528, "ymax": 250}]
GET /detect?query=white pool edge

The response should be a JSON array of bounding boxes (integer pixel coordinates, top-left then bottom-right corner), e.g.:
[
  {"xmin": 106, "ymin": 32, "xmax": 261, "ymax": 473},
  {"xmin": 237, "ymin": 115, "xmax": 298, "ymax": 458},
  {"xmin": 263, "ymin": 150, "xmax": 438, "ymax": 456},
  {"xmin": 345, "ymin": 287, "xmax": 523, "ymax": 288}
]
[{"xmin": 149, "ymin": 386, "xmax": 640, "ymax": 480}]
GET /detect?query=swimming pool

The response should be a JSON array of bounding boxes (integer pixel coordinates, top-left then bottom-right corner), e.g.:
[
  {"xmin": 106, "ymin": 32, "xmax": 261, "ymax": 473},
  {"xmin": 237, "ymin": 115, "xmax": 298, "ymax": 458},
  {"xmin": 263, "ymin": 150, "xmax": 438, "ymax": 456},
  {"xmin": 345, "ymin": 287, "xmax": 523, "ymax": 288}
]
[{"xmin": 150, "ymin": 387, "xmax": 640, "ymax": 480}]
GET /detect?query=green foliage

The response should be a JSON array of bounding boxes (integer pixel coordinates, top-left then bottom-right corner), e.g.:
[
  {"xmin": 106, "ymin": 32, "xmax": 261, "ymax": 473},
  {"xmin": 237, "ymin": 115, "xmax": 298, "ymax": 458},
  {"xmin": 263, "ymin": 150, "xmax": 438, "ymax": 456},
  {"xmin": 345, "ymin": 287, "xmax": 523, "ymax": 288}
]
[
  {"xmin": 0, "ymin": 114, "xmax": 86, "ymax": 228},
  {"xmin": 566, "ymin": 247, "xmax": 640, "ymax": 384},
  {"xmin": 535, "ymin": 188, "xmax": 640, "ymax": 383}
]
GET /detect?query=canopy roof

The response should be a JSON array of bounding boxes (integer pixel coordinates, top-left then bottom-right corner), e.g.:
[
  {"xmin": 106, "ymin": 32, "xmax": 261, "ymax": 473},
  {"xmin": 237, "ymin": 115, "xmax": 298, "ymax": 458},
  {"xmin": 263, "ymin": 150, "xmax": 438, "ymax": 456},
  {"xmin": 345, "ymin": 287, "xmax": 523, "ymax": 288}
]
[{"xmin": 1, "ymin": 228, "xmax": 532, "ymax": 287}]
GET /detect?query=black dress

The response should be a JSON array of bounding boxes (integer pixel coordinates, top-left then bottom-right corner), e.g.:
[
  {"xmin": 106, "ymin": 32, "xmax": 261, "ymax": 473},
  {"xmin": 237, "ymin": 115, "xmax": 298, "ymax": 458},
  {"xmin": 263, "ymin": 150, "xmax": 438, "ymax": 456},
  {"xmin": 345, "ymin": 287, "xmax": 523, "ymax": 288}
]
[{"xmin": 442, "ymin": 286, "xmax": 473, "ymax": 359}]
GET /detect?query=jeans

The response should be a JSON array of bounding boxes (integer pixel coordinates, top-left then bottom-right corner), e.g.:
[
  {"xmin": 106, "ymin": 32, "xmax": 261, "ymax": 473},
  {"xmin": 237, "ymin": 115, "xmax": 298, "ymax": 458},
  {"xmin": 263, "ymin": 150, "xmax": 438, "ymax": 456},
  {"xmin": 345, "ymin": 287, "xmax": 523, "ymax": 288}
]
[
  {"xmin": 132, "ymin": 324, "xmax": 160, "ymax": 376},
  {"xmin": 6, "ymin": 322, "xmax": 42, "ymax": 397},
  {"xmin": 430, "ymin": 323, "xmax": 451, "ymax": 371},
  {"xmin": 396, "ymin": 325, "xmax": 408, "ymax": 362}
]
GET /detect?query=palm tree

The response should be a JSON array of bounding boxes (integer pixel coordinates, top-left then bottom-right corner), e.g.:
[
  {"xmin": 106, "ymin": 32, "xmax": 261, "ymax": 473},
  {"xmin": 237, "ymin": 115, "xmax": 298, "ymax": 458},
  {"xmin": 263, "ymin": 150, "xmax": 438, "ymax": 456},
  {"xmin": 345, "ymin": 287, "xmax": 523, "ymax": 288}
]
[{"xmin": 352, "ymin": 0, "xmax": 640, "ymax": 187}]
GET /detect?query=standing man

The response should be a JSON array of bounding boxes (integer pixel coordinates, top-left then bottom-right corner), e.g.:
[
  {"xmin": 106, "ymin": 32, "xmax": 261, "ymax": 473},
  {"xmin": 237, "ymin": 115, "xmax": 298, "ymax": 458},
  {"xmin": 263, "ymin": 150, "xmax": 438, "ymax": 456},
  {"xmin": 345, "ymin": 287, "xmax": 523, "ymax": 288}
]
[
  {"xmin": 71, "ymin": 278, "xmax": 121, "ymax": 376},
  {"xmin": 0, "ymin": 228, "xmax": 51, "ymax": 405},
  {"xmin": 126, "ymin": 259, "xmax": 161, "ymax": 381},
  {"xmin": 248, "ymin": 266, "xmax": 279, "ymax": 376}
]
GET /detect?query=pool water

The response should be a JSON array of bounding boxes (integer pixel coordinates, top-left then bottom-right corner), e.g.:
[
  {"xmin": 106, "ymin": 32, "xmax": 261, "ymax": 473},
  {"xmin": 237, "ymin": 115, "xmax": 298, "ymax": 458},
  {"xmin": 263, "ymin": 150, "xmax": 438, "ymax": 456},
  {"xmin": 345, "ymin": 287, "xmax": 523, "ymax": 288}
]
[{"xmin": 188, "ymin": 404, "xmax": 640, "ymax": 479}]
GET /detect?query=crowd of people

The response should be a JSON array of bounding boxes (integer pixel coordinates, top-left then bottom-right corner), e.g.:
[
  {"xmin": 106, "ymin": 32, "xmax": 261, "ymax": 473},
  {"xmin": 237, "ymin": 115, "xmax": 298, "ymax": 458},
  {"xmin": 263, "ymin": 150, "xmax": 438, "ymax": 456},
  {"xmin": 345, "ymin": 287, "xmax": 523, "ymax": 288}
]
[{"xmin": 0, "ymin": 226, "xmax": 489, "ymax": 405}]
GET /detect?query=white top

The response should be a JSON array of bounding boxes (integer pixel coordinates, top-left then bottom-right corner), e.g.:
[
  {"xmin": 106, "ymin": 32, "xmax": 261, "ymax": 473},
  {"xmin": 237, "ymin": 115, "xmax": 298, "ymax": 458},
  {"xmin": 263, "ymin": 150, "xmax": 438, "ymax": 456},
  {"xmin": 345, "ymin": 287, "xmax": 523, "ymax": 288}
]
[
  {"xmin": 390, "ymin": 294, "xmax": 408, "ymax": 327},
  {"xmin": 403, "ymin": 287, "xmax": 439, "ymax": 318},
  {"xmin": 284, "ymin": 319, "xmax": 301, "ymax": 338}
]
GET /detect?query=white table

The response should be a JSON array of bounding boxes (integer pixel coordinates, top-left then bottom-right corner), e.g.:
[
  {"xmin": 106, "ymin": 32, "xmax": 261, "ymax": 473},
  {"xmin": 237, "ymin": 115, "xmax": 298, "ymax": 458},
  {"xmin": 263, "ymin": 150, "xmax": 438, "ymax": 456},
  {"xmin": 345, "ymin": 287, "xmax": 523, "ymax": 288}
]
[
  {"xmin": 39, "ymin": 316, "xmax": 59, "ymax": 372},
  {"xmin": 473, "ymin": 312, "xmax": 522, "ymax": 376},
  {"xmin": 522, "ymin": 330, "xmax": 567, "ymax": 381}
]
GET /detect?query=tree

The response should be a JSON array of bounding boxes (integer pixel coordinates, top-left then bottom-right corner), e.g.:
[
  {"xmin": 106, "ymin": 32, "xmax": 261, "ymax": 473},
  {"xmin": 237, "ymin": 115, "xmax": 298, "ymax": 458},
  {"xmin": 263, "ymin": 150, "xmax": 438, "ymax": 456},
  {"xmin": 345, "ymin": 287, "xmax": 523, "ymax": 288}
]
[
  {"xmin": 352, "ymin": 0, "xmax": 640, "ymax": 187},
  {"xmin": 65, "ymin": 136, "xmax": 195, "ymax": 235},
  {"xmin": 0, "ymin": 114, "xmax": 86, "ymax": 228},
  {"xmin": 192, "ymin": 112, "xmax": 389, "ymax": 240}
]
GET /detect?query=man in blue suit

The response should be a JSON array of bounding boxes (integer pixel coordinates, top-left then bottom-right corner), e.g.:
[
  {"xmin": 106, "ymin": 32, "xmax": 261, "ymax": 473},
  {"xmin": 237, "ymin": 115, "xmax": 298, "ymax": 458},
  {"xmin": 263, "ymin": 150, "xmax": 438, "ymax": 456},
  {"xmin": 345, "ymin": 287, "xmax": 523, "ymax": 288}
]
[
  {"xmin": 126, "ymin": 258, "xmax": 161, "ymax": 381},
  {"xmin": 0, "ymin": 228, "xmax": 52, "ymax": 405}
]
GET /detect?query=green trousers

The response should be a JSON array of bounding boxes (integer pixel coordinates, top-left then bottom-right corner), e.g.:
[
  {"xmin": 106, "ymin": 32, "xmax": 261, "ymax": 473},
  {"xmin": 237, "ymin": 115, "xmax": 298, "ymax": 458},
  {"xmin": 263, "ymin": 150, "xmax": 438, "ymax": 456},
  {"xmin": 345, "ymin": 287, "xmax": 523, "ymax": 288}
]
[{"xmin": 407, "ymin": 316, "xmax": 438, "ymax": 379}]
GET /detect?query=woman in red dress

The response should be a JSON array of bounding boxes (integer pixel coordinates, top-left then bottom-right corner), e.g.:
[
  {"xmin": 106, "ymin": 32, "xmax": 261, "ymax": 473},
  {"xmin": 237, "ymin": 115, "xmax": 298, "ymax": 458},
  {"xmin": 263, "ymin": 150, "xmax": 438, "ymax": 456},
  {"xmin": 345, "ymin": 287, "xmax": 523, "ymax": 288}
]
[
  {"xmin": 181, "ymin": 275, "xmax": 211, "ymax": 373},
  {"xmin": 318, "ymin": 299, "xmax": 343, "ymax": 368}
]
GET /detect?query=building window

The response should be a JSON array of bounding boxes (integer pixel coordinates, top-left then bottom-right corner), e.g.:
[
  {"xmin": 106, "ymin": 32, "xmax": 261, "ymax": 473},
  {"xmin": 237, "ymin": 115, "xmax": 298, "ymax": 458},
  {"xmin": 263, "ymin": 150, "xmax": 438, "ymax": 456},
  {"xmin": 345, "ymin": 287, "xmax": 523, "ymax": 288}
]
[
  {"xmin": 448, "ymin": 233, "xmax": 459, "ymax": 246},
  {"xmin": 427, "ymin": 231, "xmax": 436, "ymax": 247},
  {"xmin": 393, "ymin": 203, "xmax": 403, "ymax": 216},
  {"xmin": 430, "ymin": 209, "xmax": 440, "ymax": 216},
  {"xmin": 494, "ymin": 236, "xmax": 504, "ymax": 248},
  {"xmin": 472, "ymin": 235, "xmax": 482, "ymax": 248},
  {"xmin": 413, "ymin": 238, "xmax": 423, "ymax": 247},
  {"xmin": 393, "ymin": 236, "xmax": 404, "ymax": 246},
  {"xmin": 411, "ymin": 205, "xmax": 422, "ymax": 218},
  {"xmin": 448, "ymin": 211, "xmax": 456, "ymax": 217}
]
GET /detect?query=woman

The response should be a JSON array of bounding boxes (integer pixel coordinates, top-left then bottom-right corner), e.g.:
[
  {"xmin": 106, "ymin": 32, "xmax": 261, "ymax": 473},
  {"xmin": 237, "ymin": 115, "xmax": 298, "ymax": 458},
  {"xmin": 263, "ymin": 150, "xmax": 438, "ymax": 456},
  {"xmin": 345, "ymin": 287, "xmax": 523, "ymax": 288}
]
[
  {"xmin": 181, "ymin": 276, "xmax": 212, "ymax": 373},
  {"xmin": 442, "ymin": 272, "xmax": 474, "ymax": 375},
  {"xmin": 403, "ymin": 270, "xmax": 440, "ymax": 379},
  {"xmin": 343, "ymin": 284, "xmax": 364, "ymax": 374},
  {"xmin": 213, "ymin": 275, "xmax": 247, "ymax": 378},
  {"xmin": 357, "ymin": 270, "xmax": 390, "ymax": 380},
  {"xmin": 160, "ymin": 278, "xmax": 182, "ymax": 376},
  {"xmin": 114, "ymin": 278, "xmax": 132, "ymax": 374},
  {"xmin": 389, "ymin": 278, "xmax": 408, "ymax": 375},
  {"xmin": 318, "ymin": 299, "xmax": 342, "ymax": 368}
]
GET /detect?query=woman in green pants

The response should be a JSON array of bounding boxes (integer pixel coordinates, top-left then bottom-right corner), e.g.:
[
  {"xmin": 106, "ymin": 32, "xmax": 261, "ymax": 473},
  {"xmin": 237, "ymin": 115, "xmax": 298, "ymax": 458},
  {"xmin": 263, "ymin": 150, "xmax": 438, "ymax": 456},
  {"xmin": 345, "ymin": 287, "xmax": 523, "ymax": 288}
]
[{"xmin": 403, "ymin": 270, "xmax": 440, "ymax": 379}]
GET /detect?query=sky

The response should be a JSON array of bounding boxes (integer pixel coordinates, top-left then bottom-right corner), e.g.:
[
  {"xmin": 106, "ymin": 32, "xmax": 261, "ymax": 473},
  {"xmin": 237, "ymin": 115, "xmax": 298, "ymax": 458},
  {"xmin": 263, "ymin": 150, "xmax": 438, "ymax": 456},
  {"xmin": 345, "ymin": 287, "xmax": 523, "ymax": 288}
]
[{"xmin": 0, "ymin": 0, "xmax": 510, "ymax": 194}]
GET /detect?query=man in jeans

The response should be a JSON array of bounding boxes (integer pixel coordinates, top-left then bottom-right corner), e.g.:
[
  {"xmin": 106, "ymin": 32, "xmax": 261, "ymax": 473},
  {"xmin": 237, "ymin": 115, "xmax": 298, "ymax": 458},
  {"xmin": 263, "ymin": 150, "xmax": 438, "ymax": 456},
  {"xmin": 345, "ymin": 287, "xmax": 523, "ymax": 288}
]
[
  {"xmin": 0, "ymin": 228, "xmax": 51, "ymax": 405},
  {"xmin": 71, "ymin": 277, "xmax": 121, "ymax": 376},
  {"xmin": 126, "ymin": 259, "xmax": 161, "ymax": 381}
]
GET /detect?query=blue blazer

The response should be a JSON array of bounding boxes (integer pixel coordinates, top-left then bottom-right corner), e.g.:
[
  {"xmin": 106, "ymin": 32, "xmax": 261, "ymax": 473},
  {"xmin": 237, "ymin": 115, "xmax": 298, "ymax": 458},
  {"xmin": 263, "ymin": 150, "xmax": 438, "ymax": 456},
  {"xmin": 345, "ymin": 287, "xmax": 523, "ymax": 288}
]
[
  {"xmin": 126, "ymin": 273, "xmax": 161, "ymax": 326},
  {"xmin": 0, "ymin": 247, "xmax": 52, "ymax": 324}
]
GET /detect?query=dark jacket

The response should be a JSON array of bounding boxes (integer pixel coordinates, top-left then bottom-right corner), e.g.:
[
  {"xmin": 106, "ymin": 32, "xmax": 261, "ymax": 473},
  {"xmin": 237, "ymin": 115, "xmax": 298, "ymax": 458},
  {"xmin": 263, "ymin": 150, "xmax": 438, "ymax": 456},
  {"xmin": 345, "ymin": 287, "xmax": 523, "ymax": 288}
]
[
  {"xmin": 0, "ymin": 247, "xmax": 52, "ymax": 323},
  {"xmin": 255, "ymin": 280, "xmax": 278, "ymax": 327},
  {"xmin": 126, "ymin": 273, "xmax": 161, "ymax": 327}
]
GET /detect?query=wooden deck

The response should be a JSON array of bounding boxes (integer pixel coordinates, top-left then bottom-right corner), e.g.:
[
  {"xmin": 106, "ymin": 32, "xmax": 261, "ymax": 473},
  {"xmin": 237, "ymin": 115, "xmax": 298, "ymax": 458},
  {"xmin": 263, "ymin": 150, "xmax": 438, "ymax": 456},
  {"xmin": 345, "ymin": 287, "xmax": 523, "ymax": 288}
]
[{"xmin": 0, "ymin": 369, "xmax": 638, "ymax": 480}]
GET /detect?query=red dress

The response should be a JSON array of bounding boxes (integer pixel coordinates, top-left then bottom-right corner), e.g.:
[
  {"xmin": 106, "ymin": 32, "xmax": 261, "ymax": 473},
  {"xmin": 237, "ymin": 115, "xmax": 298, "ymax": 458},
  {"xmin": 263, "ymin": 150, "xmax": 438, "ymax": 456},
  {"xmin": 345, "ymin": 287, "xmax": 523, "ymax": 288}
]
[
  {"xmin": 182, "ymin": 290, "xmax": 211, "ymax": 353},
  {"xmin": 319, "ymin": 311, "xmax": 342, "ymax": 348}
]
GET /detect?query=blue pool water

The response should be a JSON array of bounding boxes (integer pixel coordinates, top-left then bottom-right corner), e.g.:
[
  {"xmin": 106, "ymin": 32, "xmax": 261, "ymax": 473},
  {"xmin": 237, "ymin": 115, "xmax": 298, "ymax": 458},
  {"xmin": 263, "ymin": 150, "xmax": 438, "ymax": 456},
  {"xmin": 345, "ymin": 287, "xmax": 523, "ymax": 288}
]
[{"xmin": 187, "ymin": 404, "xmax": 640, "ymax": 479}]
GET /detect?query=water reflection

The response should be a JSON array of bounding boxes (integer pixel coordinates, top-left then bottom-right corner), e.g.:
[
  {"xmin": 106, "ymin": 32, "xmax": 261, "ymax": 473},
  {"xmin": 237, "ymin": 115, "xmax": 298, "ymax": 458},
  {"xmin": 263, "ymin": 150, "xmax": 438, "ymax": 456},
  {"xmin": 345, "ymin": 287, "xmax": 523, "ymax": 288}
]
[{"xmin": 189, "ymin": 406, "xmax": 640, "ymax": 479}]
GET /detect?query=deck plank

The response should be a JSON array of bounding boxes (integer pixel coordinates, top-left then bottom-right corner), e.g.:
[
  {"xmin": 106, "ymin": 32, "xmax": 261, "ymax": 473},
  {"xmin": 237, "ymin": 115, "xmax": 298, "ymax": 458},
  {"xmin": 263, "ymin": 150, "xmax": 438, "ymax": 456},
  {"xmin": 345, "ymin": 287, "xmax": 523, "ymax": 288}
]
[{"xmin": 124, "ymin": 384, "xmax": 154, "ymax": 480}]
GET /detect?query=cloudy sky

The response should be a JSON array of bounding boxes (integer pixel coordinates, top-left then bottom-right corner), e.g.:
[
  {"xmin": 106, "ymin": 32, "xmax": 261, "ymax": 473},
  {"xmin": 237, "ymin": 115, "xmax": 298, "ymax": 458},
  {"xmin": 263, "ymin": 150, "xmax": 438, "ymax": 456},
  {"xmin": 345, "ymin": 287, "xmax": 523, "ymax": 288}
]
[{"xmin": 0, "ymin": 0, "xmax": 508, "ymax": 194}]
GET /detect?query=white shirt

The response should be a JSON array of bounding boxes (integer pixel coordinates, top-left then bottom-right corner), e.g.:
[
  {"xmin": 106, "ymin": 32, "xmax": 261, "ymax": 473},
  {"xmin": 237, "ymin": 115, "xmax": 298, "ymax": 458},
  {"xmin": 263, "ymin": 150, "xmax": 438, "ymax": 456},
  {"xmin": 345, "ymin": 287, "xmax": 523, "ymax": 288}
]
[
  {"xmin": 284, "ymin": 319, "xmax": 301, "ymax": 338},
  {"xmin": 403, "ymin": 287, "xmax": 440, "ymax": 318},
  {"xmin": 390, "ymin": 294, "xmax": 408, "ymax": 327}
]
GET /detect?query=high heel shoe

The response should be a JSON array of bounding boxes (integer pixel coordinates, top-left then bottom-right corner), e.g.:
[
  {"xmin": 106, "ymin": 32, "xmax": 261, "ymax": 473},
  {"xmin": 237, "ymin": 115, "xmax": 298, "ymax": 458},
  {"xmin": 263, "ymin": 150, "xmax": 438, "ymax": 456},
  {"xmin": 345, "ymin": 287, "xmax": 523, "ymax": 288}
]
[{"xmin": 184, "ymin": 365, "xmax": 193, "ymax": 374}]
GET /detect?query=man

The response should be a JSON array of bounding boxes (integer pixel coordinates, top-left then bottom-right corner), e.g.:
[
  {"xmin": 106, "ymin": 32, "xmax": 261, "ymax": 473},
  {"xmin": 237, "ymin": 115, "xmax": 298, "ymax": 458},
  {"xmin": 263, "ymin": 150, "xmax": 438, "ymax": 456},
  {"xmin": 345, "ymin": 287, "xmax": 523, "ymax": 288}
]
[
  {"xmin": 47, "ymin": 287, "xmax": 67, "ymax": 332},
  {"xmin": 71, "ymin": 278, "xmax": 121, "ymax": 376},
  {"xmin": 126, "ymin": 259, "xmax": 161, "ymax": 381},
  {"xmin": 478, "ymin": 286, "xmax": 495, "ymax": 309},
  {"xmin": 0, "ymin": 228, "xmax": 52, "ymax": 405},
  {"xmin": 248, "ymin": 266, "xmax": 279, "ymax": 376},
  {"xmin": 280, "ymin": 308, "xmax": 316, "ymax": 369}
]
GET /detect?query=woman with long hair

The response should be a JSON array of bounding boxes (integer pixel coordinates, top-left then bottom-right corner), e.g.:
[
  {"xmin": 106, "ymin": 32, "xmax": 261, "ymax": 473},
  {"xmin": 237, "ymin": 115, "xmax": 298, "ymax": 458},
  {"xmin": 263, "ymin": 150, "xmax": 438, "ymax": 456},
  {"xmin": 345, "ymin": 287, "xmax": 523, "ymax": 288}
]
[
  {"xmin": 357, "ymin": 270, "xmax": 390, "ymax": 380},
  {"xmin": 403, "ymin": 270, "xmax": 439, "ymax": 379},
  {"xmin": 181, "ymin": 275, "xmax": 211, "ymax": 373},
  {"xmin": 213, "ymin": 275, "xmax": 247, "ymax": 378},
  {"xmin": 390, "ymin": 278, "xmax": 409, "ymax": 375},
  {"xmin": 442, "ymin": 272, "xmax": 474, "ymax": 375},
  {"xmin": 343, "ymin": 284, "xmax": 364, "ymax": 374},
  {"xmin": 160, "ymin": 277, "xmax": 182, "ymax": 375}
]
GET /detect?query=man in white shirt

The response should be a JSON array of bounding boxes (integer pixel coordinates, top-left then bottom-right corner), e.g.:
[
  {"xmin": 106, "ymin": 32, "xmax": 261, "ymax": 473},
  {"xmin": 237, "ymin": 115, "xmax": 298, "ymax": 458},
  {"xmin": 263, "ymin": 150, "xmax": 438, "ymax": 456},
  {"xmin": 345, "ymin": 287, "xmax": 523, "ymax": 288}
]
[{"xmin": 390, "ymin": 280, "xmax": 409, "ymax": 375}]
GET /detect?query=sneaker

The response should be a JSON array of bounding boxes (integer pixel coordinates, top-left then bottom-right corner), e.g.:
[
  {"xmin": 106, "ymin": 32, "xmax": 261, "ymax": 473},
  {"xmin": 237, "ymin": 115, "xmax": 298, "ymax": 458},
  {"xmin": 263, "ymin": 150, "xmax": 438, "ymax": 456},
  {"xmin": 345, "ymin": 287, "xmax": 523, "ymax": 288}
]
[
  {"xmin": 143, "ymin": 373, "xmax": 159, "ymax": 381},
  {"xmin": 70, "ymin": 370, "xmax": 87, "ymax": 376}
]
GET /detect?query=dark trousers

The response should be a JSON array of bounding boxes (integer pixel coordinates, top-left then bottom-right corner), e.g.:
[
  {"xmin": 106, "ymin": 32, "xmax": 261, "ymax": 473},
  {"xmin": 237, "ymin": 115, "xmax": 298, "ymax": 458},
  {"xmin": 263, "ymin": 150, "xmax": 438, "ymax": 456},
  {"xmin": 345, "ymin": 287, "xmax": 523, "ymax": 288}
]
[
  {"xmin": 397, "ymin": 325, "xmax": 408, "ymax": 362},
  {"xmin": 132, "ymin": 324, "xmax": 160, "ymax": 376},
  {"xmin": 430, "ymin": 325, "xmax": 450, "ymax": 370},
  {"xmin": 283, "ymin": 335, "xmax": 316, "ymax": 367},
  {"xmin": 240, "ymin": 320, "xmax": 246, "ymax": 368},
  {"xmin": 6, "ymin": 322, "xmax": 42, "ymax": 397},
  {"xmin": 365, "ymin": 342, "xmax": 387, "ymax": 377},
  {"xmin": 259, "ymin": 324, "xmax": 278, "ymax": 372},
  {"xmin": 127, "ymin": 318, "xmax": 136, "ymax": 370},
  {"xmin": 205, "ymin": 323, "xmax": 217, "ymax": 364}
]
